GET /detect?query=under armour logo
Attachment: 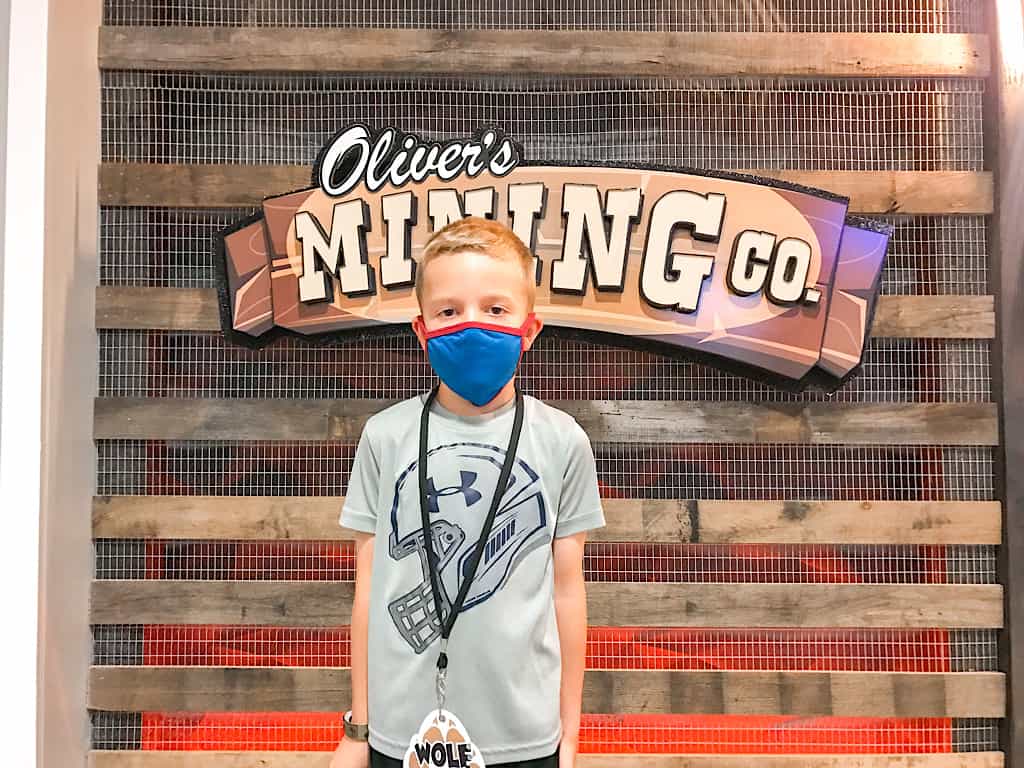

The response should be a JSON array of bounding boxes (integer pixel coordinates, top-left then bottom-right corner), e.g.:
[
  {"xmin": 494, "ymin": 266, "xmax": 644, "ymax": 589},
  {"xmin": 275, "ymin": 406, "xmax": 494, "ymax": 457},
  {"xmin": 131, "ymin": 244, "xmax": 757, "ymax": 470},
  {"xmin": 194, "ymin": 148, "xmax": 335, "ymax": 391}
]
[{"xmin": 426, "ymin": 471, "xmax": 482, "ymax": 514}]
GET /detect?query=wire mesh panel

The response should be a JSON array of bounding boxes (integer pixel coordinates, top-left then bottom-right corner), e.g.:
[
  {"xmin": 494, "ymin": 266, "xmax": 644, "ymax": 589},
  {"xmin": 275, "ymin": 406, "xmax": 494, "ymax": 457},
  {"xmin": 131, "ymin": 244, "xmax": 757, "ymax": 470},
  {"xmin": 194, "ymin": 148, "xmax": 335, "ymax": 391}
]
[
  {"xmin": 101, "ymin": 72, "xmax": 985, "ymax": 171},
  {"xmin": 92, "ymin": 1, "xmax": 1000, "ymax": 760},
  {"xmin": 90, "ymin": 710, "xmax": 1002, "ymax": 752},
  {"xmin": 91, "ymin": 624, "xmax": 1001, "ymax": 671},
  {"xmin": 97, "ymin": 330, "xmax": 994, "ymax": 403},
  {"xmin": 95, "ymin": 439, "xmax": 995, "ymax": 500},
  {"xmin": 92, "ymin": 538, "xmax": 998, "ymax": 583},
  {"xmin": 101, "ymin": 0, "xmax": 986, "ymax": 32}
]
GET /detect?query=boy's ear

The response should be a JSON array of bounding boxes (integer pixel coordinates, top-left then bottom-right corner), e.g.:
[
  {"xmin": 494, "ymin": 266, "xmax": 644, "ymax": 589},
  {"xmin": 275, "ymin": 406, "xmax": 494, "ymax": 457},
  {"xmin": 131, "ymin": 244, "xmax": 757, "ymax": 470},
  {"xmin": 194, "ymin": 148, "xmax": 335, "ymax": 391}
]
[
  {"xmin": 523, "ymin": 313, "xmax": 544, "ymax": 351},
  {"xmin": 411, "ymin": 314, "xmax": 428, "ymax": 351}
]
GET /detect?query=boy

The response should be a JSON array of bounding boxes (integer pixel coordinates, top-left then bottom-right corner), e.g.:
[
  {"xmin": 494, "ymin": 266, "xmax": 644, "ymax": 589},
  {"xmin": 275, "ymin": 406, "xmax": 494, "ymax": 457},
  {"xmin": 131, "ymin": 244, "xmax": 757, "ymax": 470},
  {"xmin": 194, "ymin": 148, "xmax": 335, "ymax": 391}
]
[{"xmin": 332, "ymin": 216, "xmax": 606, "ymax": 768}]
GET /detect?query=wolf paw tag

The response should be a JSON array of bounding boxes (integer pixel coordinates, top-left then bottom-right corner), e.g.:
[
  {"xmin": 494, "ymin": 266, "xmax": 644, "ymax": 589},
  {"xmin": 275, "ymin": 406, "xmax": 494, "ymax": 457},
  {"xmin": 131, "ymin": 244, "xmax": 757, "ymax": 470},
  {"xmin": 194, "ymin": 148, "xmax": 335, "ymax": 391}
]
[{"xmin": 405, "ymin": 708, "xmax": 485, "ymax": 768}]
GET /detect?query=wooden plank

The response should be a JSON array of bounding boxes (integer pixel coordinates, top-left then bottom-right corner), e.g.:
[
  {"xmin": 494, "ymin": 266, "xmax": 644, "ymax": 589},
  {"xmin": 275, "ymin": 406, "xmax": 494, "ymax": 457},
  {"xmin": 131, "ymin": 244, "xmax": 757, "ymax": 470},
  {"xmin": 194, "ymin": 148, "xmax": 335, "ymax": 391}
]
[
  {"xmin": 871, "ymin": 295, "xmax": 994, "ymax": 339},
  {"xmin": 95, "ymin": 286, "xmax": 996, "ymax": 340},
  {"xmin": 97, "ymin": 28, "xmax": 990, "ymax": 77},
  {"xmin": 584, "ymin": 583, "xmax": 1003, "ymax": 629},
  {"xmin": 86, "ymin": 666, "xmax": 1004, "ymax": 717},
  {"xmin": 97, "ymin": 163, "xmax": 994, "ymax": 214},
  {"xmin": 92, "ymin": 495, "xmax": 1003, "ymax": 545},
  {"xmin": 89, "ymin": 581, "xmax": 1004, "ymax": 628},
  {"xmin": 93, "ymin": 397, "xmax": 1000, "ymax": 446},
  {"xmin": 750, "ymin": 170, "xmax": 993, "ymax": 215},
  {"xmin": 88, "ymin": 752, "xmax": 1008, "ymax": 768},
  {"xmin": 531, "ymin": 758, "xmax": 1004, "ymax": 768},
  {"xmin": 696, "ymin": 499, "xmax": 1002, "ymax": 545},
  {"xmin": 96, "ymin": 287, "xmax": 218, "ymax": 332},
  {"xmin": 93, "ymin": 396, "xmax": 386, "ymax": 442}
]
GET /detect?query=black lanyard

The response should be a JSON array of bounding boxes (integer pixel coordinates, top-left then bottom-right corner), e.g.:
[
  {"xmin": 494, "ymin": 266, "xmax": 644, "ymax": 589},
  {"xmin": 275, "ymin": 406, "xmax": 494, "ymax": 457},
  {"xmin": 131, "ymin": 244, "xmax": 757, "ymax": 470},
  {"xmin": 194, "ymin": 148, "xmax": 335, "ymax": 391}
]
[{"xmin": 418, "ymin": 380, "xmax": 525, "ymax": 682}]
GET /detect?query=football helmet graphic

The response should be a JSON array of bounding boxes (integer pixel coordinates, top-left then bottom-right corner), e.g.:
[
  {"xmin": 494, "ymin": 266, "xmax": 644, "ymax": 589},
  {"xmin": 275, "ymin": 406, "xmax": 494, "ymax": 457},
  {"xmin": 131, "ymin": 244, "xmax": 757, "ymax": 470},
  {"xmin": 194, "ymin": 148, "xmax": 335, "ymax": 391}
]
[{"xmin": 388, "ymin": 440, "xmax": 548, "ymax": 653}]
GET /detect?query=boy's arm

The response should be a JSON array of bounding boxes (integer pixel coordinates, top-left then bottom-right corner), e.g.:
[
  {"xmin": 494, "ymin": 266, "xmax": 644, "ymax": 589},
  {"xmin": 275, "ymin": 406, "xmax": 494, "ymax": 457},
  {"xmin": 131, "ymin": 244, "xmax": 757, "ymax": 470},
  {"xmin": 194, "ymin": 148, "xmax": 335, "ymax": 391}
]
[
  {"xmin": 349, "ymin": 530, "xmax": 375, "ymax": 725},
  {"xmin": 553, "ymin": 530, "xmax": 588, "ymax": 764},
  {"xmin": 338, "ymin": 418, "xmax": 382, "ymax": 732},
  {"xmin": 552, "ymin": 418, "xmax": 605, "ymax": 765}
]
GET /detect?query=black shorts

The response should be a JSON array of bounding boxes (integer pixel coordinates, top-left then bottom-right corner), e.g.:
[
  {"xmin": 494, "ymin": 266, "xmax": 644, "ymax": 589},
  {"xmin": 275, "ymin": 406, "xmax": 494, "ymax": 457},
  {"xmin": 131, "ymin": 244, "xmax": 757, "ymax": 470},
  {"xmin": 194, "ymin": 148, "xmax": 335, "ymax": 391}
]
[{"xmin": 369, "ymin": 741, "xmax": 561, "ymax": 768}]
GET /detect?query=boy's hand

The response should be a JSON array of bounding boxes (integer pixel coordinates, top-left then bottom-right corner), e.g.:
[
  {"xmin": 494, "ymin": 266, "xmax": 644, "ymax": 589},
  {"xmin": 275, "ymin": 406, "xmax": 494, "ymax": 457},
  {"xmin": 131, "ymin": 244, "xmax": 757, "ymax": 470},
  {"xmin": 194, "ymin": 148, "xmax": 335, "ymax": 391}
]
[
  {"xmin": 329, "ymin": 737, "xmax": 369, "ymax": 768},
  {"xmin": 558, "ymin": 738, "xmax": 578, "ymax": 768}
]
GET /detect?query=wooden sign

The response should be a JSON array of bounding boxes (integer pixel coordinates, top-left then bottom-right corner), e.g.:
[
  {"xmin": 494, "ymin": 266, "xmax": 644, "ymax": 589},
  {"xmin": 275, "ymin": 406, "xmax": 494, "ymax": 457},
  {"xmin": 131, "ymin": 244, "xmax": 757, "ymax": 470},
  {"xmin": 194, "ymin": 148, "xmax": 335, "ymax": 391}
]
[{"xmin": 216, "ymin": 125, "xmax": 890, "ymax": 390}]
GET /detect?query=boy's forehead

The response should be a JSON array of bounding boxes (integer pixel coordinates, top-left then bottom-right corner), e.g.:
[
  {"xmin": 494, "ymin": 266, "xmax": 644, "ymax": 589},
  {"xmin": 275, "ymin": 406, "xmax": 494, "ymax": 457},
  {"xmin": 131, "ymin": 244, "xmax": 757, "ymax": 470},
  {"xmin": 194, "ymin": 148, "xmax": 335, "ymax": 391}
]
[{"xmin": 419, "ymin": 250, "xmax": 531, "ymax": 303}]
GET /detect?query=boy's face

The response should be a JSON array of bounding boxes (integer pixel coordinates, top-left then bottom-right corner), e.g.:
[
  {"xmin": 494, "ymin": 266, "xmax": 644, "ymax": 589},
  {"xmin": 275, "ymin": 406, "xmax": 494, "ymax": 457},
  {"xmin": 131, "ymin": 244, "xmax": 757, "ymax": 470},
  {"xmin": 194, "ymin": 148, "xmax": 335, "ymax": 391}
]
[{"xmin": 412, "ymin": 249, "xmax": 543, "ymax": 350}]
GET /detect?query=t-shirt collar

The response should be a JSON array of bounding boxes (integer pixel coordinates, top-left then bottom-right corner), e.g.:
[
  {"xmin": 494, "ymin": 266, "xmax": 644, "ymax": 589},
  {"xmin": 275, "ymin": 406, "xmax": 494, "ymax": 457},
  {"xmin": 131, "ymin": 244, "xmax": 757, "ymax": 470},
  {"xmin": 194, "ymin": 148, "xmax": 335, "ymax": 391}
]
[{"xmin": 422, "ymin": 389, "xmax": 519, "ymax": 427}]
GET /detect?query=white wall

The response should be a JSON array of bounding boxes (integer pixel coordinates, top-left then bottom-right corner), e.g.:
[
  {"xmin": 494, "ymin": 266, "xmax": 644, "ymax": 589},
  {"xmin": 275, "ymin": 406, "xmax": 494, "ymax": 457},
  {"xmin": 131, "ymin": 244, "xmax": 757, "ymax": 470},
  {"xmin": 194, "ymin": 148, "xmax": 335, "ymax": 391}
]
[{"xmin": 2, "ymin": 0, "xmax": 48, "ymax": 763}]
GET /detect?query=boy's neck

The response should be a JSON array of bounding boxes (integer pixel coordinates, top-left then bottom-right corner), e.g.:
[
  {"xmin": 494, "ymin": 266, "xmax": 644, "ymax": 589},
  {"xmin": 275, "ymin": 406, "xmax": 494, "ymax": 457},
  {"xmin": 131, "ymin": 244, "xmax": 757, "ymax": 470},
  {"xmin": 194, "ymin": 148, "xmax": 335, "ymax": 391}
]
[{"xmin": 434, "ymin": 378, "xmax": 517, "ymax": 417}]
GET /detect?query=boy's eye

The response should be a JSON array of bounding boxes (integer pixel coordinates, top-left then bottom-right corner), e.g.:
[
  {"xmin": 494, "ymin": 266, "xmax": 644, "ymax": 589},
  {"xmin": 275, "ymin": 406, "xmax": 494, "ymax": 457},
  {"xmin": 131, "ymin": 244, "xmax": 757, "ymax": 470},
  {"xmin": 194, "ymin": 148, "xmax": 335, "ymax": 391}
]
[
  {"xmin": 489, "ymin": 307, "xmax": 506, "ymax": 315},
  {"xmin": 439, "ymin": 309, "xmax": 455, "ymax": 317}
]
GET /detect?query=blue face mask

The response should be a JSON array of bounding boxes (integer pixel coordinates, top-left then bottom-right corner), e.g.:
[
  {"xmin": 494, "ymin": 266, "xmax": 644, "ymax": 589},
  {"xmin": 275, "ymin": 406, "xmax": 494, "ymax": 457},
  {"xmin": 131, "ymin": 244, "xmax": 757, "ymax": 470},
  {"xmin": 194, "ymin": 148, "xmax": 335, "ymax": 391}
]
[{"xmin": 422, "ymin": 313, "xmax": 536, "ymax": 407}]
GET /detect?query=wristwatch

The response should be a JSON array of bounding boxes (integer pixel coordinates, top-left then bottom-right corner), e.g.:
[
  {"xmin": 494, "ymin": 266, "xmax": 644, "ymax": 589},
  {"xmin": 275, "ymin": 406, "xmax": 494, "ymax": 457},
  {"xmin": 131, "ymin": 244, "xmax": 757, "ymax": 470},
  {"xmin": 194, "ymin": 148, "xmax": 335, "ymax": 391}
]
[{"xmin": 343, "ymin": 710, "xmax": 369, "ymax": 741}]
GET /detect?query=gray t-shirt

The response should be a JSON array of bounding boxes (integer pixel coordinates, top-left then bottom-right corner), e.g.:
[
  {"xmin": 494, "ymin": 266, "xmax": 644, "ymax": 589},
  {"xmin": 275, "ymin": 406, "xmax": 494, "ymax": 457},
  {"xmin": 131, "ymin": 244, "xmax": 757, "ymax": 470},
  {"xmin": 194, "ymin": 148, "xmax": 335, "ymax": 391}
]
[{"xmin": 339, "ymin": 389, "xmax": 606, "ymax": 763}]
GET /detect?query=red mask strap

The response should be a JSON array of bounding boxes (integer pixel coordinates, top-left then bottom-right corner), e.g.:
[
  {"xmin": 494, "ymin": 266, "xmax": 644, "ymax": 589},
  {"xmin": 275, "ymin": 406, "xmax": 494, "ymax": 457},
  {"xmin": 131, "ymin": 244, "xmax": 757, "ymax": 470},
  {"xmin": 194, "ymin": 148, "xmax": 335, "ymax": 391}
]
[{"xmin": 424, "ymin": 312, "xmax": 537, "ymax": 340}]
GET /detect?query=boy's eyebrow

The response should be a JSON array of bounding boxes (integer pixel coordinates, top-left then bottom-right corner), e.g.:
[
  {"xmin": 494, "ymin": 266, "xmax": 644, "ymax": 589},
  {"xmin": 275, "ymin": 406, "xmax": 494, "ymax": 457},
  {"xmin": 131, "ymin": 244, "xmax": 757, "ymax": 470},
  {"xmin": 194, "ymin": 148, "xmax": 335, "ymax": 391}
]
[{"xmin": 429, "ymin": 292, "xmax": 520, "ymax": 305}]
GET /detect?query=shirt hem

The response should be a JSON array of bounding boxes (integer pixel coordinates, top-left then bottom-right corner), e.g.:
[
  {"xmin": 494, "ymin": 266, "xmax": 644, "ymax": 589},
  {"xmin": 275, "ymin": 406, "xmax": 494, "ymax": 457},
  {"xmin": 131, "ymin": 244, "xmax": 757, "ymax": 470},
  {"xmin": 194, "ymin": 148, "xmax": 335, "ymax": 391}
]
[
  {"xmin": 554, "ymin": 508, "xmax": 606, "ymax": 538},
  {"xmin": 339, "ymin": 506, "xmax": 376, "ymax": 533},
  {"xmin": 369, "ymin": 723, "xmax": 563, "ymax": 763}
]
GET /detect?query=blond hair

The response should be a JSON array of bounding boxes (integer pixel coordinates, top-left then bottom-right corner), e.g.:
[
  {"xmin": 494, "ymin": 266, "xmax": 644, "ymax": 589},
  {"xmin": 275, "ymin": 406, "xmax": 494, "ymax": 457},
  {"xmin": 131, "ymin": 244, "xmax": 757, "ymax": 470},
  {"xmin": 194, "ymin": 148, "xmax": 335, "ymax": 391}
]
[{"xmin": 415, "ymin": 216, "xmax": 536, "ymax": 311}]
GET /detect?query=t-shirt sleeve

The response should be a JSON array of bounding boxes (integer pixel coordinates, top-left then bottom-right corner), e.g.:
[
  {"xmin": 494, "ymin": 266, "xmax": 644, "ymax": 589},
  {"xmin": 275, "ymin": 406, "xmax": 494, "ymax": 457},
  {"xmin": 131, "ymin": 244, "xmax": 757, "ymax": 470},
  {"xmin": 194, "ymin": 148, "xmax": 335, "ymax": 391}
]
[
  {"xmin": 339, "ymin": 418, "xmax": 381, "ymax": 534},
  {"xmin": 554, "ymin": 418, "xmax": 606, "ymax": 538}
]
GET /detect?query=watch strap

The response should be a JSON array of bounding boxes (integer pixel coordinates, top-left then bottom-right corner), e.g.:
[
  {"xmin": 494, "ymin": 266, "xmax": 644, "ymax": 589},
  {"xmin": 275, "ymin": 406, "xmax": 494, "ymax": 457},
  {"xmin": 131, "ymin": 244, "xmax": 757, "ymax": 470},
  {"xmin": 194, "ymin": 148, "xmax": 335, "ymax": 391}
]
[{"xmin": 343, "ymin": 710, "xmax": 369, "ymax": 741}]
